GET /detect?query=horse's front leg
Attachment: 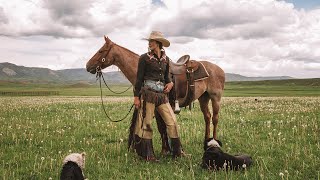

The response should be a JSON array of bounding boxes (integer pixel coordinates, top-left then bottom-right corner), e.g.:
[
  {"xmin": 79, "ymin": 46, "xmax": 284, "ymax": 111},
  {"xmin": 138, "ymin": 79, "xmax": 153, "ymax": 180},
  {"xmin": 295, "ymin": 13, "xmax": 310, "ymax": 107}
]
[{"xmin": 155, "ymin": 110, "xmax": 171, "ymax": 155}]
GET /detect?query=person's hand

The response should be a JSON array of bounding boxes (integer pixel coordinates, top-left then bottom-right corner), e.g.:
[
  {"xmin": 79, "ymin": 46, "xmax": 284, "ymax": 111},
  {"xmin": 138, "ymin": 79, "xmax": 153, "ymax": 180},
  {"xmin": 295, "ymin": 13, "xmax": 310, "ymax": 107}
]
[
  {"xmin": 134, "ymin": 97, "xmax": 140, "ymax": 109},
  {"xmin": 164, "ymin": 82, "xmax": 174, "ymax": 93}
]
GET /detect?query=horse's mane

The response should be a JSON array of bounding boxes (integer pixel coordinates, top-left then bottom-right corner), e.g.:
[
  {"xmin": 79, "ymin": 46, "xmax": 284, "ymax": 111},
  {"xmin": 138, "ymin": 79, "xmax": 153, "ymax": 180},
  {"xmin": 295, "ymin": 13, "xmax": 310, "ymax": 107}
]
[{"xmin": 114, "ymin": 43, "xmax": 139, "ymax": 57}]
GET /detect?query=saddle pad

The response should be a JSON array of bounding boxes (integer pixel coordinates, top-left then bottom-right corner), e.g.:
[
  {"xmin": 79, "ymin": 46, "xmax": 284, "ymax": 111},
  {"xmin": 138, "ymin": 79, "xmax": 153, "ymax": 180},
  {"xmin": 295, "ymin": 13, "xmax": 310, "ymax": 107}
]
[{"xmin": 194, "ymin": 62, "xmax": 209, "ymax": 81}]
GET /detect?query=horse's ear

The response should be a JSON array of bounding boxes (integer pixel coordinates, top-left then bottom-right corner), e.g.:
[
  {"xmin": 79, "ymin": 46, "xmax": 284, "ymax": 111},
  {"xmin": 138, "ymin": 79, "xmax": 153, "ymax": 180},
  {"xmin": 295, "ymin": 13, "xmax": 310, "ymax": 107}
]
[{"xmin": 104, "ymin": 35, "xmax": 110, "ymax": 43}]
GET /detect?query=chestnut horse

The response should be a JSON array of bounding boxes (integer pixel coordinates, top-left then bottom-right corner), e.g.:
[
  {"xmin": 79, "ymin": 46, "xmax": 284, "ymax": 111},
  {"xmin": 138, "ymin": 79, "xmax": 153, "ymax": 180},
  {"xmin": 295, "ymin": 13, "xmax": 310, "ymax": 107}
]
[{"xmin": 86, "ymin": 36, "xmax": 225, "ymax": 152}]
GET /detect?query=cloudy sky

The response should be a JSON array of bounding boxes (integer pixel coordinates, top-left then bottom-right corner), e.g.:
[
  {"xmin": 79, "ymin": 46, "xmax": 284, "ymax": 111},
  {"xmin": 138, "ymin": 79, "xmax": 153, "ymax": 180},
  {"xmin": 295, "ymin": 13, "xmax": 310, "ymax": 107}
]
[{"xmin": 0, "ymin": 0, "xmax": 319, "ymax": 78}]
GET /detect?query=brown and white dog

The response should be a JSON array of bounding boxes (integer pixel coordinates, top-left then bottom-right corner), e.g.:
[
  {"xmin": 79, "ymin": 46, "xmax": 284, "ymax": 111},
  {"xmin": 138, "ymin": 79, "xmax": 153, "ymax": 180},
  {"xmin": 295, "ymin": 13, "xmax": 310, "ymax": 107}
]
[
  {"xmin": 60, "ymin": 152, "xmax": 87, "ymax": 180},
  {"xmin": 202, "ymin": 138, "xmax": 253, "ymax": 171}
]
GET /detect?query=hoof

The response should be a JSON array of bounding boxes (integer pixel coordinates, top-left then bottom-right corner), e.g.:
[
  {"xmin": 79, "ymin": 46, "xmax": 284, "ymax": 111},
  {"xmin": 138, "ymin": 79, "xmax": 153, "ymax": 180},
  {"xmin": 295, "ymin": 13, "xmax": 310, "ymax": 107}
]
[
  {"xmin": 145, "ymin": 156, "xmax": 160, "ymax": 162},
  {"xmin": 160, "ymin": 149, "xmax": 171, "ymax": 156}
]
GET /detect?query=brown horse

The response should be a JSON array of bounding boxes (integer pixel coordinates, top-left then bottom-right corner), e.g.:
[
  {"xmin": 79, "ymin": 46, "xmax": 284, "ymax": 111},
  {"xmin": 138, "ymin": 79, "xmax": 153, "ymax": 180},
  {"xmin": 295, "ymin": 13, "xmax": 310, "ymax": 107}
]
[{"xmin": 86, "ymin": 36, "xmax": 225, "ymax": 151}]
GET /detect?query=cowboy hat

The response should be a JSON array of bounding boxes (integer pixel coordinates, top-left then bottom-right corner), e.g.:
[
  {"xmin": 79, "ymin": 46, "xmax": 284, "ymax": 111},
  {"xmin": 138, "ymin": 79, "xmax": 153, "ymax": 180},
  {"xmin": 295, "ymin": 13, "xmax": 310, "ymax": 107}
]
[{"xmin": 143, "ymin": 31, "xmax": 170, "ymax": 47}]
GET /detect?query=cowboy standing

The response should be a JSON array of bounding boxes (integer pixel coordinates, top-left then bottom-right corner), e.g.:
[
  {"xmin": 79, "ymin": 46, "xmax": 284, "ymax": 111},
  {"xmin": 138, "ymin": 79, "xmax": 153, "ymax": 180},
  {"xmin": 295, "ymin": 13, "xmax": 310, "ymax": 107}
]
[{"xmin": 133, "ymin": 31, "xmax": 184, "ymax": 161}]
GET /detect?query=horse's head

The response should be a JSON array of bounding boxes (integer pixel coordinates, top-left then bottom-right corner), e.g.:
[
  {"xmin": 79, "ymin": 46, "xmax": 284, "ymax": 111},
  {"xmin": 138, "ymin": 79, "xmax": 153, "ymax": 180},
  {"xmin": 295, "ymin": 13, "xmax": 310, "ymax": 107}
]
[{"xmin": 86, "ymin": 36, "xmax": 115, "ymax": 74}]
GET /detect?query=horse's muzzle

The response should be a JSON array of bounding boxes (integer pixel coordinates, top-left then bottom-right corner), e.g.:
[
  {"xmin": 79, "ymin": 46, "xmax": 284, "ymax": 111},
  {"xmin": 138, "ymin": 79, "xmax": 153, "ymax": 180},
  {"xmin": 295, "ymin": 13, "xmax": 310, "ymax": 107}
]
[{"xmin": 86, "ymin": 64, "xmax": 97, "ymax": 74}]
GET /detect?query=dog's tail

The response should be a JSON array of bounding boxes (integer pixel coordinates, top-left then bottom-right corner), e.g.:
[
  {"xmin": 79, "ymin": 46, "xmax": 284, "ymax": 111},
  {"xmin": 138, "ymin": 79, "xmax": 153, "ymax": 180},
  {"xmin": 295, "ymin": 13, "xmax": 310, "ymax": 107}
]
[{"xmin": 128, "ymin": 108, "xmax": 138, "ymax": 151}]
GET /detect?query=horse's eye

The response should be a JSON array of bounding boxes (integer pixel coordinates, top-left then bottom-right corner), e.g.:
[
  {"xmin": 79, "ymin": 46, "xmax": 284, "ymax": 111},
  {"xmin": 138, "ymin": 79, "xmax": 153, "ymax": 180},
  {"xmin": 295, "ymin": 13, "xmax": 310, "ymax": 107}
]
[{"xmin": 99, "ymin": 50, "xmax": 103, "ymax": 53}]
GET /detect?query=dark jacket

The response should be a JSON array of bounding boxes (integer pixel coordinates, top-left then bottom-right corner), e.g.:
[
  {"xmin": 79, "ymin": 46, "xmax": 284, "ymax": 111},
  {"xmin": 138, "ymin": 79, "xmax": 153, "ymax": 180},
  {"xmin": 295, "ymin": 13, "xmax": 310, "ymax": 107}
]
[{"xmin": 134, "ymin": 51, "xmax": 172, "ymax": 97}]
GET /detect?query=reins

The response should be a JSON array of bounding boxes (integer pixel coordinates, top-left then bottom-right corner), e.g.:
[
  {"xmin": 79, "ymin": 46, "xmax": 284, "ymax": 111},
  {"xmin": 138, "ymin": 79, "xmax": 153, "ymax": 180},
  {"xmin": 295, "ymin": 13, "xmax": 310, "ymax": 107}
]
[
  {"xmin": 97, "ymin": 70, "xmax": 134, "ymax": 122},
  {"xmin": 95, "ymin": 43, "xmax": 134, "ymax": 122},
  {"xmin": 99, "ymin": 71, "xmax": 133, "ymax": 94}
]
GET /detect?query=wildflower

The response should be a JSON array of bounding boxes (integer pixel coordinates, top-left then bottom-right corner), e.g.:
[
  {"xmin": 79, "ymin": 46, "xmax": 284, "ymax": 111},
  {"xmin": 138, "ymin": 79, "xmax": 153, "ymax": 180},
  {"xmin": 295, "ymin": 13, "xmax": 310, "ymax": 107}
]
[
  {"xmin": 242, "ymin": 164, "xmax": 247, "ymax": 169},
  {"xmin": 120, "ymin": 138, "xmax": 124, "ymax": 143},
  {"xmin": 279, "ymin": 172, "xmax": 284, "ymax": 177},
  {"xmin": 69, "ymin": 150, "xmax": 72, "ymax": 153},
  {"xmin": 41, "ymin": 157, "xmax": 45, "ymax": 161},
  {"xmin": 223, "ymin": 162, "xmax": 227, "ymax": 169}
]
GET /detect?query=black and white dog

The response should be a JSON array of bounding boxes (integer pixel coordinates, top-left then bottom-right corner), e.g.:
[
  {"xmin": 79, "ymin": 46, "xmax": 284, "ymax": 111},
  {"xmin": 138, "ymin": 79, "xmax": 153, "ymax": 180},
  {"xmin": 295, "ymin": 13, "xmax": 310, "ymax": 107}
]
[
  {"xmin": 60, "ymin": 152, "xmax": 87, "ymax": 180},
  {"xmin": 202, "ymin": 138, "xmax": 253, "ymax": 171}
]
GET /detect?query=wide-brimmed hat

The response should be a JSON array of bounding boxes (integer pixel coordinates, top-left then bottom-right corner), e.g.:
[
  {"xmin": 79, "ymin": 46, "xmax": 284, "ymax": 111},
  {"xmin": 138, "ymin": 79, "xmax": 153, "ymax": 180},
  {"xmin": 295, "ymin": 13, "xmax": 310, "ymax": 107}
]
[{"xmin": 143, "ymin": 31, "xmax": 170, "ymax": 47}]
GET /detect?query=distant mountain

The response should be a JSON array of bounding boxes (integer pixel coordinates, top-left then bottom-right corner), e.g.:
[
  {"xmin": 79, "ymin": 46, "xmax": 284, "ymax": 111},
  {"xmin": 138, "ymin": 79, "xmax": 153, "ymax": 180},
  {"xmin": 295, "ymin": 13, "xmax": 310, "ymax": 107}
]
[
  {"xmin": 225, "ymin": 73, "xmax": 293, "ymax": 82},
  {"xmin": 0, "ymin": 62, "xmax": 130, "ymax": 84},
  {"xmin": 0, "ymin": 62, "xmax": 294, "ymax": 84}
]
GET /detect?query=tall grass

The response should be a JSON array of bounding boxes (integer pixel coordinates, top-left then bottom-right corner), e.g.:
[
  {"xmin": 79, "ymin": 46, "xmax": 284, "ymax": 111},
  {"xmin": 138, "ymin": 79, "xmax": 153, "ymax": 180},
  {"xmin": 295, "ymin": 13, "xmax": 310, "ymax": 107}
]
[{"xmin": 0, "ymin": 96, "xmax": 319, "ymax": 179}]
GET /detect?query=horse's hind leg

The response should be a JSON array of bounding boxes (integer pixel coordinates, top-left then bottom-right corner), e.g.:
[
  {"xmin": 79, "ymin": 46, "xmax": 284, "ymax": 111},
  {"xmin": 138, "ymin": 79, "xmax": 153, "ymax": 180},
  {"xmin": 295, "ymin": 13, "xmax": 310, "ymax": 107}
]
[
  {"xmin": 198, "ymin": 92, "xmax": 211, "ymax": 140},
  {"xmin": 211, "ymin": 97, "xmax": 221, "ymax": 140}
]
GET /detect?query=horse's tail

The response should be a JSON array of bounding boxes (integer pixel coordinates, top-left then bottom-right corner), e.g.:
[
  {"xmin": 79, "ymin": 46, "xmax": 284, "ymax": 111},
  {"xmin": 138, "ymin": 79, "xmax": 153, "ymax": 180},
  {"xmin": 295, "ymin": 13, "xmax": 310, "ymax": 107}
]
[{"xmin": 128, "ymin": 108, "xmax": 138, "ymax": 151}]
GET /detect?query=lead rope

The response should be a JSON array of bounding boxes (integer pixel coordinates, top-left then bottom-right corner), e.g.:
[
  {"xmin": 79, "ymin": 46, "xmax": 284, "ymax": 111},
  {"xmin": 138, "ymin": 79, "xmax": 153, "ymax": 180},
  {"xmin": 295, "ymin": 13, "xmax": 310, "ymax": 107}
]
[
  {"xmin": 100, "ymin": 71, "xmax": 133, "ymax": 94},
  {"xmin": 97, "ymin": 71, "xmax": 134, "ymax": 122}
]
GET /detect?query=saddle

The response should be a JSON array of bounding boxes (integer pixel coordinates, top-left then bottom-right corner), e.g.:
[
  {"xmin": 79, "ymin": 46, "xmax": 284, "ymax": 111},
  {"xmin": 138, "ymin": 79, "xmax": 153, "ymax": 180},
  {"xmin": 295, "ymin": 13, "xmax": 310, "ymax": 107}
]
[{"xmin": 169, "ymin": 55, "xmax": 209, "ymax": 113}]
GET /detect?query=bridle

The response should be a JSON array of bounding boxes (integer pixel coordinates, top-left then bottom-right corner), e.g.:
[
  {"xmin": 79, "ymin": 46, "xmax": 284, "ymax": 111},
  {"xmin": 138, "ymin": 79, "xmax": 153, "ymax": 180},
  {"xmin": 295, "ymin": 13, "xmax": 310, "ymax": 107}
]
[
  {"xmin": 95, "ymin": 43, "xmax": 134, "ymax": 122},
  {"xmin": 96, "ymin": 43, "xmax": 114, "ymax": 72}
]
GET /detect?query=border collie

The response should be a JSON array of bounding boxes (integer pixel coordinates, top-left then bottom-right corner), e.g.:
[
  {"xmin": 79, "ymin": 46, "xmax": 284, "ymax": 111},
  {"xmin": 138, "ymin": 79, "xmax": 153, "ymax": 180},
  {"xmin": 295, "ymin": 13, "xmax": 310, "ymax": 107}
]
[
  {"xmin": 60, "ymin": 152, "xmax": 87, "ymax": 180},
  {"xmin": 202, "ymin": 138, "xmax": 253, "ymax": 171}
]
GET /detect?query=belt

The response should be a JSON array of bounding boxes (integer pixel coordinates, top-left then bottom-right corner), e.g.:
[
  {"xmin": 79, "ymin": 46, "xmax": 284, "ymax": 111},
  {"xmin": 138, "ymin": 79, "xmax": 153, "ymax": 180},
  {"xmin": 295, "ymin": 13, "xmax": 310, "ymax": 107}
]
[{"xmin": 144, "ymin": 80, "xmax": 164, "ymax": 92}]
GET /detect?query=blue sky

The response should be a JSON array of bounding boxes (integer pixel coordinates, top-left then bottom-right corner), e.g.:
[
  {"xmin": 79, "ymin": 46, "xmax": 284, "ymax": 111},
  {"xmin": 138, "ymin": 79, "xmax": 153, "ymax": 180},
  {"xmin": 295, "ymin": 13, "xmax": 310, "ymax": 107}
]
[{"xmin": 285, "ymin": 0, "xmax": 320, "ymax": 9}]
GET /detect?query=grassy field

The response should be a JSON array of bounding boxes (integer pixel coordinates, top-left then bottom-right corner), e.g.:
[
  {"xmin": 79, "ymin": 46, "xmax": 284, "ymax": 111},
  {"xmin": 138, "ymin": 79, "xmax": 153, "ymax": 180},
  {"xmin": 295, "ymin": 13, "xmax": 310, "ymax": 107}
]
[
  {"xmin": 1, "ymin": 96, "xmax": 319, "ymax": 179},
  {"xmin": 224, "ymin": 79, "xmax": 320, "ymax": 96},
  {"xmin": 0, "ymin": 78, "xmax": 319, "ymax": 97},
  {"xmin": 1, "ymin": 79, "xmax": 319, "ymax": 179}
]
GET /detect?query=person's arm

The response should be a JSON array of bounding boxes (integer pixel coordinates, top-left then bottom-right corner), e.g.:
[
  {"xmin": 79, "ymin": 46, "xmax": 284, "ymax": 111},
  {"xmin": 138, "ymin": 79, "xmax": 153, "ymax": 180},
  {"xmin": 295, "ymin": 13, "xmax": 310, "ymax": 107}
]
[
  {"xmin": 164, "ymin": 59, "xmax": 172, "ymax": 84},
  {"xmin": 164, "ymin": 59, "xmax": 173, "ymax": 93},
  {"xmin": 134, "ymin": 55, "xmax": 145, "ymax": 108}
]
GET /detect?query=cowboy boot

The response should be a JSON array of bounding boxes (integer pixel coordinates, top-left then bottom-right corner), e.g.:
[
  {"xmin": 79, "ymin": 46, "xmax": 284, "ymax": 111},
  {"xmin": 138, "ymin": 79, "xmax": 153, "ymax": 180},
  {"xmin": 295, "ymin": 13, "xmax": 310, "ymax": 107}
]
[
  {"xmin": 136, "ymin": 138, "xmax": 159, "ymax": 162},
  {"xmin": 133, "ymin": 134, "xmax": 142, "ymax": 155},
  {"xmin": 170, "ymin": 138, "xmax": 183, "ymax": 158}
]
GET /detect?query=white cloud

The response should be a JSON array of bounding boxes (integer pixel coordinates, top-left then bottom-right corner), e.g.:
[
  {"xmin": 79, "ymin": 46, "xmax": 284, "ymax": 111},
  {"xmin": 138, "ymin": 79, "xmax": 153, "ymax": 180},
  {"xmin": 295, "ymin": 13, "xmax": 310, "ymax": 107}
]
[{"xmin": 0, "ymin": 0, "xmax": 319, "ymax": 78}]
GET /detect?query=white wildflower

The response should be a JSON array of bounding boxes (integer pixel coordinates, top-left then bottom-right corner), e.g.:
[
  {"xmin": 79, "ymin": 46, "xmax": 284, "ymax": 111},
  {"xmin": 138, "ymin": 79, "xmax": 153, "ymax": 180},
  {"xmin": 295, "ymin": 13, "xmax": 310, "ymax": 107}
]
[{"xmin": 223, "ymin": 162, "xmax": 227, "ymax": 169}]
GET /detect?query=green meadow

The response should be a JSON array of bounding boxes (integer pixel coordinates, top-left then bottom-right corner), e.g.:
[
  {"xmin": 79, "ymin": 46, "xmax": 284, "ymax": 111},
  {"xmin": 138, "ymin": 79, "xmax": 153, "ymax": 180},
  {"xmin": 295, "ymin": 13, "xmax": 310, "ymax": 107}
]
[
  {"xmin": 0, "ymin": 79, "xmax": 319, "ymax": 179},
  {"xmin": 1, "ymin": 78, "xmax": 319, "ymax": 97}
]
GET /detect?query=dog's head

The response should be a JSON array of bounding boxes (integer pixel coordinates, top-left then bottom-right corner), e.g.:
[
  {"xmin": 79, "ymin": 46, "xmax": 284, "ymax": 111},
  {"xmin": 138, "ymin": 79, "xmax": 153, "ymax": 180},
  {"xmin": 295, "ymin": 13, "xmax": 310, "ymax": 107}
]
[
  {"xmin": 63, "ymin": 152, "xmax": 86, "ymax": 169},
  {"xmin": 204, "ymin": 138, "xmax": 223, "ymax": 150}
]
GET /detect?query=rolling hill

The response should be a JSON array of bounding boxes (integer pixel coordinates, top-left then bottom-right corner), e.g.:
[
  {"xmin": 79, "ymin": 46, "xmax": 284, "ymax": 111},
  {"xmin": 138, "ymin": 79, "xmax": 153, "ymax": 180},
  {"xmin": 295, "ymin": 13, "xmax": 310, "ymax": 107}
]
[{"xmin": 0, "ymin": 62, "xmax": 295, "ymax": 84}]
